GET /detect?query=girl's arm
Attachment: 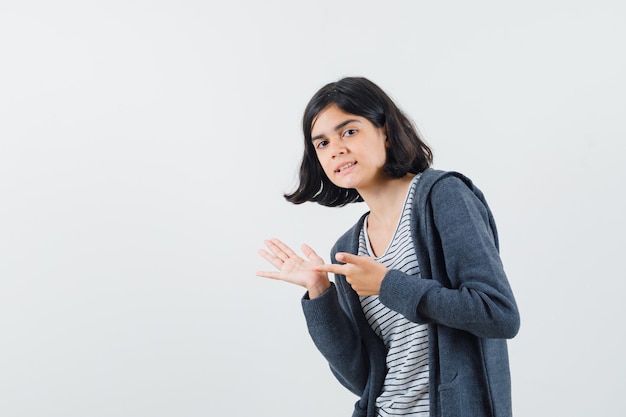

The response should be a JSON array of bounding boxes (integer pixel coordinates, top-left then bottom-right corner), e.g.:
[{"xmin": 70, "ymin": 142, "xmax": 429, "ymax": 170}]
[
  {"xmin": 380, "ymin": 176, "xmax": 520, "ymax": 339},
  {"xmin": 301, "ymin": 283, "xmax": 370, "ymax": 395},
  {"xmin": 257, "ymin": 238, "xmax": 369, "ymax": 394}
]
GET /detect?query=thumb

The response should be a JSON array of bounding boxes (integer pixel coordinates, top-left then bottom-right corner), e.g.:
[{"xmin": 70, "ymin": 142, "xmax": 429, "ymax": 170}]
[
  {"xmin": 302, "ymin": 244, "xmax": 322, "ymax": 261},
  {"xmin": 335, "ymin": 252, "xmax": 365, "ymax": 264}
]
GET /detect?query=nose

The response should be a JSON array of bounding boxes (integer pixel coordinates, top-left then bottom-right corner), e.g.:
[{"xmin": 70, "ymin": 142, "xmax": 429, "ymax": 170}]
[{"xmin": 329, "ymin": 140, "xmax": 346, "ymax": 158}]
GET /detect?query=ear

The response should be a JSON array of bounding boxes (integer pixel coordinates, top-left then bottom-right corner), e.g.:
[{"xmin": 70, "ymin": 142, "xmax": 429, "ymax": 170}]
[{"xmin": 381, "ymin": 125, "xmax": 390, "ymax": 147}]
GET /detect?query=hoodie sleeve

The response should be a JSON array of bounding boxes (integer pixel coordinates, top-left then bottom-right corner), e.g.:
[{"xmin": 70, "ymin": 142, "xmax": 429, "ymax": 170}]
[
  {"xmin": 301, "ymin": 282, "xmax": 369, "ymax": 395},
  {"xmin": 379, "ymin": 176, "xmax": 520, "ymax": 339}
]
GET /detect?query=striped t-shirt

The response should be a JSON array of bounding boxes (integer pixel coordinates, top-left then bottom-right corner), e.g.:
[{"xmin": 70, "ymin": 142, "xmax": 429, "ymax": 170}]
[{"xmin": 359, "ymin": 173, "xmax": 429, "ymax": 417}]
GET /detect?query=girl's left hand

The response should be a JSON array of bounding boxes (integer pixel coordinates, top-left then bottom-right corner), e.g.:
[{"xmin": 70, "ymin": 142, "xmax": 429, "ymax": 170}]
[{"xmin": 314, "ymin": 253, "xmax": 388, "ymax": 296}]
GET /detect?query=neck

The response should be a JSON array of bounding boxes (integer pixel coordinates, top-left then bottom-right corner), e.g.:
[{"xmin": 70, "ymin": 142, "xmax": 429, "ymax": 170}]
[{"xmin": 359, "ymin": 174, "xmax": 415, "ymax": 227}]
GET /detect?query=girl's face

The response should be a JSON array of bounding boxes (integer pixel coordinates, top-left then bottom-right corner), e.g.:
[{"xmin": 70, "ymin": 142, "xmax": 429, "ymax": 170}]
[{"xmin": 310, "ymin": 104, "xmax": 388, "ymax": 191}]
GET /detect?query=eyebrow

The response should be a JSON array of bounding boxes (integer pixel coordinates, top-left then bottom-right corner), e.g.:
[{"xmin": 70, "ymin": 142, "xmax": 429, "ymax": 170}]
[{"xmin": 311, "ymin": 119, "xmax": 361, "ymax": 141}]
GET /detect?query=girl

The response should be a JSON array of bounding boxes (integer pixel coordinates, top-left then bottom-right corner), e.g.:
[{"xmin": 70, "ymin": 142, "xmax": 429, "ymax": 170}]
[{"xmin": 256, "ymin": 77, "xmax": 520, "ymax": 417}]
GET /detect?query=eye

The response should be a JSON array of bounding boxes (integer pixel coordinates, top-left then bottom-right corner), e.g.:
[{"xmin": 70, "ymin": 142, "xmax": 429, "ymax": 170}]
[
  {"xmin": 315, "ymin": 140, "xmax": 329, "ymax": 149},
  {"xmin": 343, "ymin": 128, "xmax": 358, "ymax": 137}
]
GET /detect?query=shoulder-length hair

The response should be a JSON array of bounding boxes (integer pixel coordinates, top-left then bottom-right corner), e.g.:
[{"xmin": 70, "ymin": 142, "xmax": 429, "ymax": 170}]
[{"xmin": 285, "ymin": 77, "xmax": 433, "ymax": 207}]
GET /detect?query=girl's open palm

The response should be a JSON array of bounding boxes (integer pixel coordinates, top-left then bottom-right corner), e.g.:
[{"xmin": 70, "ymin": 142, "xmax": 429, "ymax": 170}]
[{"xmin": 256, "ymin": 238, "xmax": 330, "ymax": 297}]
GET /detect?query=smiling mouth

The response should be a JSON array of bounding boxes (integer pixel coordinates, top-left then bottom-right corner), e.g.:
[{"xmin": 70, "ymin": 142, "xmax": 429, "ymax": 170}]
[{"xmin": 336, "ymin": 162, "xmax": 356, "ymax": 173}]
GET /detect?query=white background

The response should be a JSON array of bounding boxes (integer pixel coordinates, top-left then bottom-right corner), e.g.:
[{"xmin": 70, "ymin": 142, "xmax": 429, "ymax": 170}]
[{"xmin": 1, "ymin": 1, "xmax": 625, "ymax": 416}]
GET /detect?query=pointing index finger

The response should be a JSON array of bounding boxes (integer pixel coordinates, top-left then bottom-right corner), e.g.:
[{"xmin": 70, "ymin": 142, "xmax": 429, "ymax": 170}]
[{"xmin": 313, "ymin": 263, "xmax": 346, "ymax": 275}]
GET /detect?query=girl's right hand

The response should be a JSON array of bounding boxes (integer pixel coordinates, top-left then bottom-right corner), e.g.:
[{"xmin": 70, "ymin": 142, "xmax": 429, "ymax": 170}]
[{"xmin": 256, "ymin": 238, "xmax": 331, "ymax": 299}]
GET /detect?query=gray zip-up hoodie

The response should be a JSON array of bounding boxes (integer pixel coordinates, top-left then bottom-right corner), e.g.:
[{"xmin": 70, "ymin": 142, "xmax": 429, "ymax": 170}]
[{"xmin": 302, "ymin": 168, "xmax": 520, "ymax": 417}]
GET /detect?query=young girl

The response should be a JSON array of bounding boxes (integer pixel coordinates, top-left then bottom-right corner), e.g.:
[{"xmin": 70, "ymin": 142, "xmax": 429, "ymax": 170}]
[{"xmin": 256, "ymin": 77, "xmax": 520, "ymax": 417}]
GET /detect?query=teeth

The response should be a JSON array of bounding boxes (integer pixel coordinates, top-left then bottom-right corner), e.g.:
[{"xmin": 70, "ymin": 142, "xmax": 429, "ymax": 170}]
[{"xmin": 338, "ymin": 162, "xmax": 354, "ymax": 172}]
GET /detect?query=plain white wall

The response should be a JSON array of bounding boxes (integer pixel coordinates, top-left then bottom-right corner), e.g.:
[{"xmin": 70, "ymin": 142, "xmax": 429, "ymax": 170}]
[{"xmin": 1, "ymin": 1, "xmax": 624, "ymax": 416}]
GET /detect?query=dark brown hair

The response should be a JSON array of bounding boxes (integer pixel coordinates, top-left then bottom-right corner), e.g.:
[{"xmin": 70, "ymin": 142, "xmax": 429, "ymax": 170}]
[{"xmin": 285, "ymin": 77, "xmax": 433, "ymax": 207}]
